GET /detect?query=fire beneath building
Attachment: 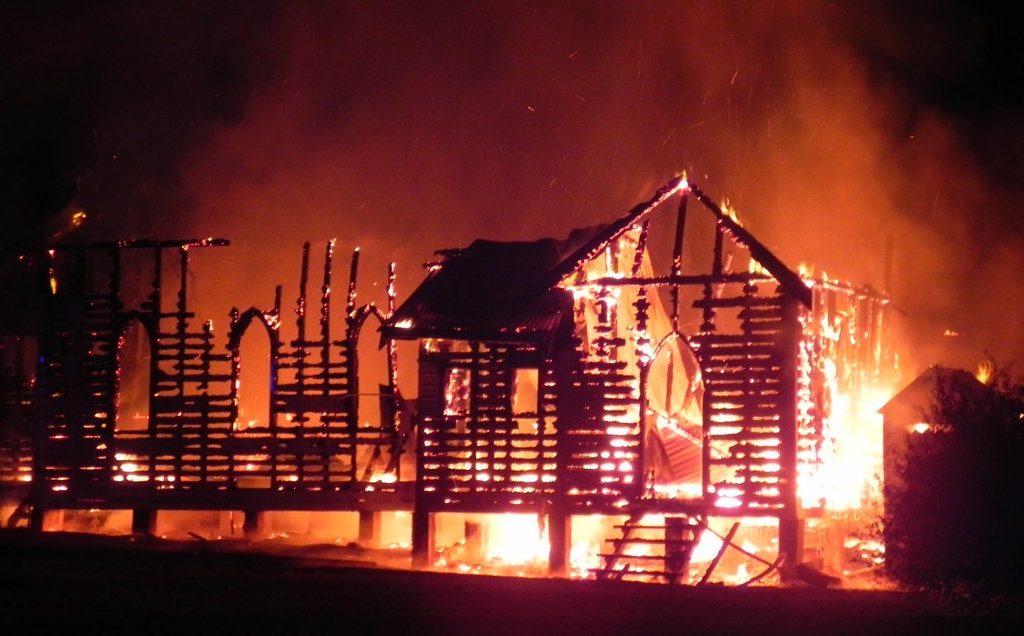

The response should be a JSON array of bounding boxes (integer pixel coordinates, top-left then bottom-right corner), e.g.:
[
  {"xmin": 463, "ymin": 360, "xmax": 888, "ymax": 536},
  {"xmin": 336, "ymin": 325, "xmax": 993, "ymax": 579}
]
[{"xmin": 0, "ymin": 176, "xmax": 898, "ymax": 586}]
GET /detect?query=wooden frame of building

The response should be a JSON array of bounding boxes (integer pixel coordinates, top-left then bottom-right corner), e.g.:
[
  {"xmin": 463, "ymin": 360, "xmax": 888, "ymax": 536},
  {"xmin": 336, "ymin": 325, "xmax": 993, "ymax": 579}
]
[
  {"xmin": 1, "ymin": 176, "xmax": 895, "ymax": 583},
  {"xmin": 1, "ymin": 238, "xmax": 410, "ymax": 538},
  {"xmin": 382, "ymin": 176, "xmax": 894, "ymax": 577}
]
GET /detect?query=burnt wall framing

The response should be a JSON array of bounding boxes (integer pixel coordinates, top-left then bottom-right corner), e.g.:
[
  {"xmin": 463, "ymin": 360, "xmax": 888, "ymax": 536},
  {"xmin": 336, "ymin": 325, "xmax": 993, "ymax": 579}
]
[
  {"xmin": 0, "ymin": 334, "xmax": 34, "ymax": 499},
  {"xmin": 1, "ymin": 238, "xmax": 411, "ymax": 530},
  {"xmin": 415, "ymin": 341, "xmax": 558, "ymax": 511},
  {"xmin": 412, "ymin": 340, "xmax": 645, "ymax": 514},
  {"xmin": 531, "ymin": 180, "xmax": 809, "ymax": 531},
  {"xmin": 392, "ymin": 177, "xmax": 895, "ymax": 572}
]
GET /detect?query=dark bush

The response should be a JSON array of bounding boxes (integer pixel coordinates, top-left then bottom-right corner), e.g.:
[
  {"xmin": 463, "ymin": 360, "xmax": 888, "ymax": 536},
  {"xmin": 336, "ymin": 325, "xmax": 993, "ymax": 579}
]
[{"xmin": 884, "ymin": 365, "xmax": 1024, "ymax": 590}]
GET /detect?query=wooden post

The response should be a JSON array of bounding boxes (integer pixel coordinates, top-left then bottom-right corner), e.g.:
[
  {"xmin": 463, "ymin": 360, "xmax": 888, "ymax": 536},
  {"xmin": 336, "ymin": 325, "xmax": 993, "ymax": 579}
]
[
  {"xmin": 464, "ymin": 519, "xmax": 484, "ymax": 562},
  {"xmin": 778, "ymin": 293, "xmax": 805, "ymax": 578},
  {"xmin": 29, "ymin": 505, "xmax": 46, "ymax": 532},
  {"xmin": 358, "ymin": 510, "xmax": 381, "ymax": 548},
  {"xmin": 243, "ymin": 510, "xmax": 265, "ymax": 540},
  {"xmin": 779, "ymin": 514, "xmax": 805, "ymax": 580},
  {"xmin": 547, "ymin": 510, "xmax": 571, "ymax": 576},
  {"xmin": 664, "ymin": 516, "xmax": 688, "ymax": 584},
  {"xmin": 131, "ymin": 509, "xmax": 156, "ymax": 536},
  {"xmin": 412, "ymin": 510, "xmax": 435, "ymax": 567}
]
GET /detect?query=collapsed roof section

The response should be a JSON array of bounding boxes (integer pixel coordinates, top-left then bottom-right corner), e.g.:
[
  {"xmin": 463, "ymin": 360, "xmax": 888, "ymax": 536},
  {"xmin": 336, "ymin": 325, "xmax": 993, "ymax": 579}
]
[{"xmin": 382, "ymin": 226, "xmax": 605, "ymax": 350}]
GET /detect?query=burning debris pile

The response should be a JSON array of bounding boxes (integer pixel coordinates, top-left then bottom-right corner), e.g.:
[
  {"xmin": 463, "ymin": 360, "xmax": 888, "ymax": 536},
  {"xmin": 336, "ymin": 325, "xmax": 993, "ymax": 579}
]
[{"xmin": 0, "ymin": 177, "xmax": 900, "ymax": 586}]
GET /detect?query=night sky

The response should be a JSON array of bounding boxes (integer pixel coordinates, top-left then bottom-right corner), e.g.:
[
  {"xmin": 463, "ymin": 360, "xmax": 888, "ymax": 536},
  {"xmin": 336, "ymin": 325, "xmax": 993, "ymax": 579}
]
[{"xmin": 2, "ymin": 1, "xmax": 1022, "ymax": 377}]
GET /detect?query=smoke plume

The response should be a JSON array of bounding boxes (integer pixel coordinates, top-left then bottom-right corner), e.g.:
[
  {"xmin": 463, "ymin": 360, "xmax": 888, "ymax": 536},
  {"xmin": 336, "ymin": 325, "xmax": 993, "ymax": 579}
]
[{"xmin": 3, "ymin": 1, "xmax": 1021, "ymax": 375}]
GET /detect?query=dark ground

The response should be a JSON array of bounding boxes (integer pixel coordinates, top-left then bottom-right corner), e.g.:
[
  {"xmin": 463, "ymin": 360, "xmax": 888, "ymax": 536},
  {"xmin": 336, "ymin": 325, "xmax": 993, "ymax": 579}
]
[{"xmin": 1, "ymin": 529, "xmax": 1022, "ymax": 634}]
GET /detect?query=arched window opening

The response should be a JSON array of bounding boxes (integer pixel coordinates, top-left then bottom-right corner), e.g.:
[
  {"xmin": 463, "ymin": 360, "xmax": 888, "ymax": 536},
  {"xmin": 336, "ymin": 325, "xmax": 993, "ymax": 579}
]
[
  {"xmin": 645, "ymin": 333, "xmax": 705, "ymax": 496},
  {"xmin": 235, "ymin": 322, "xmax": 271, "ymax": 432},
  {"xmin": 116, "ymin": 319, "xmax": 151, "ymax": 434}
]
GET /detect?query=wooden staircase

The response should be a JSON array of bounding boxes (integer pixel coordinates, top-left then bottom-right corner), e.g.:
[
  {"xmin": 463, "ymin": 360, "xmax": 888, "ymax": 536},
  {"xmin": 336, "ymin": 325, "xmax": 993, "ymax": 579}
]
[{"xmin": 592, "ymin": 510, "xmax": 705, "ymax": 584}]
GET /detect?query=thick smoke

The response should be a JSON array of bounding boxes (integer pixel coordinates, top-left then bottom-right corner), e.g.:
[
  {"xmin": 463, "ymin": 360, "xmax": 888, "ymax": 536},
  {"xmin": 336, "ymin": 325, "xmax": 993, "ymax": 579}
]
[{"xmin": 3, "ymin": 1, "xmax": 1022, "ymax": 376}]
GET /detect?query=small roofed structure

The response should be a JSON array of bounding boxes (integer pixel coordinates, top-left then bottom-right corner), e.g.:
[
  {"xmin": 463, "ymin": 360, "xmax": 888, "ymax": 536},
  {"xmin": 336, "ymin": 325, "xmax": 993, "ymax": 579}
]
[{"xmin": 878, "ymin": 365, "xmax": 986, "ymax": 488}]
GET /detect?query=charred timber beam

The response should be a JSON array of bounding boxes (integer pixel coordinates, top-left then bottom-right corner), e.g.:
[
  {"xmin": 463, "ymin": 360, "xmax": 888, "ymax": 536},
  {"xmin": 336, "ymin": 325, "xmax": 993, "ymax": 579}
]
[
  {"xmin": 691, "ymin": 332, "xmax": 786, "ymax": 345},
  {"xmin": 31, "ymin": 483, "xmax": 416, "ymax": 511},
  {"xmin": 698, "ymin": 352, "xmax": 784, "ymax": 365},
  {"xmin": 707, "ymin": 431, "xmax": 783, "ymax": 442},
  {"xmin": 738, "ymin": 305, "xmax": 787, "ymax": 320},
  {"xmin": 810, "ymin": 277, "xmax": 890, "ymax": 300},
  {"xmin": 670, "ymin": 193, "xmax": 688, "ymax": 327},
  {"xmin": 580, "ymin": 360, "xmax": 629, "ymax": 372},
  {"xmin": 567, "ymin": 272, "xmax": 774, "ymax": 289},
  {"xmin": 385, "ymin": 328, "xmax": 552, "ymax": 346},
  {"xmin": 412, "ymin": 496, "xmax": 555, "ymax": 513},
  {"xmin": 691, "ymin": 295, "xmax": 785, "ymax": 310},
  {"xmin": 707, "ymin": 456, "xmax": 785, "ymax": 467}
]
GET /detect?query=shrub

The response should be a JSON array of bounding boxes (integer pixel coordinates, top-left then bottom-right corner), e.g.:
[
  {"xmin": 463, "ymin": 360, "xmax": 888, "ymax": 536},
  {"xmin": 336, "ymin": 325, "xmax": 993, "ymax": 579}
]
[{"xmin": 884, "ymin": 364, "xmax": 1024, "ymax": 590}]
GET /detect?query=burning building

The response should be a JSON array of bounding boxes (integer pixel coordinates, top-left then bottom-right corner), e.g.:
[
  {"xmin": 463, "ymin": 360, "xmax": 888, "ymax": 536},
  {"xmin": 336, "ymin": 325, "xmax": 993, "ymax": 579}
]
[
  {"xmin": 0, "ymin": 176, "xmax": 897, "ymax": 584},
  {"xmin": 383, "ymin": 175, "xmax": 897, "ymax": 580}
]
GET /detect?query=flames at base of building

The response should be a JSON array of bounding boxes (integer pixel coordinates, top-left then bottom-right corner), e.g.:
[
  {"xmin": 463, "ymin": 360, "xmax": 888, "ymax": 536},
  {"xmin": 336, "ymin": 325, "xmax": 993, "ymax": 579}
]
[{"xmin": 5, "ymin": 505, "xmax": 885, "ymax": 587}]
